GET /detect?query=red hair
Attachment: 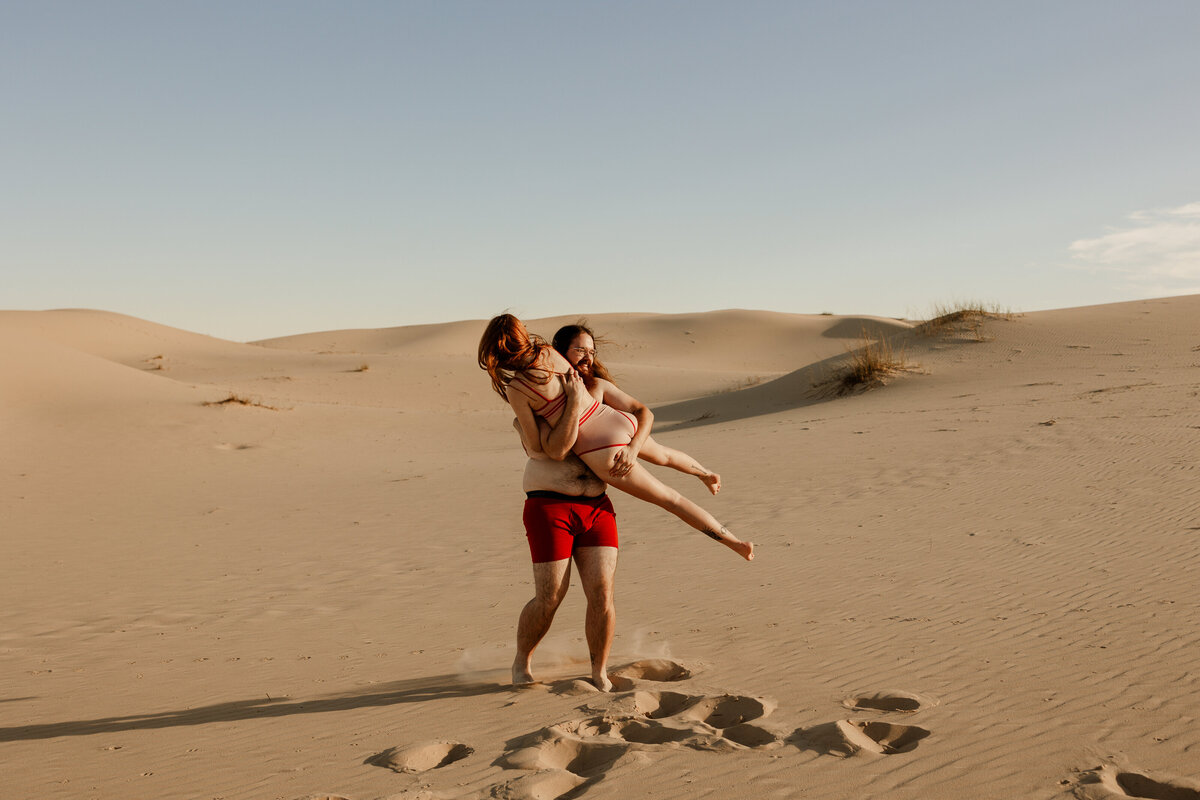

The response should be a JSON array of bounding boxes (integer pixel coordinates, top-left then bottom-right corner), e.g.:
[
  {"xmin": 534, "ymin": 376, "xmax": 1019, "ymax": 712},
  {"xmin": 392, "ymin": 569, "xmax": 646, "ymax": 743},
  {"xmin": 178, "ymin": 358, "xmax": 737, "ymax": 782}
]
[{"xmin": 478, "ymin": 313, "xmax": 551, "ymax": 400}]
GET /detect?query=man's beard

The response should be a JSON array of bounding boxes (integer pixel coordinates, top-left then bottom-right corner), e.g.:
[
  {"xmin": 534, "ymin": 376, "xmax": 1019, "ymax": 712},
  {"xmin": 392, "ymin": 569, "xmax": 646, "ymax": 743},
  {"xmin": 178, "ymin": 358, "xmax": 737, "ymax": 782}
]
[{"xmin": 575, "ymin": 362, "xmax": 598, "ymax": 388}]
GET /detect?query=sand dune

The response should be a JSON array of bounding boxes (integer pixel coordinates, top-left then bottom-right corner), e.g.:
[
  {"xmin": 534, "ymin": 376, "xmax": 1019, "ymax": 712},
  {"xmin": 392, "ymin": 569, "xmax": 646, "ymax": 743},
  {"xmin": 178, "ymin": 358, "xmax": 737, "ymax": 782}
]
[{"xmin": 2, "ymin": 296, "xmax": 1199, "ymax": 799}]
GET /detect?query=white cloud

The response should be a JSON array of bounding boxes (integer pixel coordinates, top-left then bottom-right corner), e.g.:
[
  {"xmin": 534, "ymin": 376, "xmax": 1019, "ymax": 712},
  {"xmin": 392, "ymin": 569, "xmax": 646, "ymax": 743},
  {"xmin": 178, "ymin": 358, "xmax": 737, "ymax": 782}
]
[{"xmin": 1069, "ymin": 203, "xmax": 1200, "ymax": 293}]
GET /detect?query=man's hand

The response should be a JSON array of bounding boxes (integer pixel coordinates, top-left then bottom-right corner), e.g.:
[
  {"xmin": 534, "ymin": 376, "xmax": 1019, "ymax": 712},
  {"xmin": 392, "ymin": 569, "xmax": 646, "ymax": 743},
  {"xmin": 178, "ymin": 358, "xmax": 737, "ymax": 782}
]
[
  {"xmin": 609, "ymin": 444, "xmax": 637, "ymax": 478},
  {"xmin": 539, "ymin": 369, "xmax": 588, "ymax": 460},
  {"xmin": 561, "ymin": 369, "xmax": 590, "ymax": 415}
]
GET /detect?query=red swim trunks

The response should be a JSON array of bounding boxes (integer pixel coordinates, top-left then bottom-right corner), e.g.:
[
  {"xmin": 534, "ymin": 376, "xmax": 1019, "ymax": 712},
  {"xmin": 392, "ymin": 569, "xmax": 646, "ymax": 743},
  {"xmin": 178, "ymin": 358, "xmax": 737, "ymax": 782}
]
[{"xmin": 522, "ymin": 491, "xmax": 619, "ymax": 563}]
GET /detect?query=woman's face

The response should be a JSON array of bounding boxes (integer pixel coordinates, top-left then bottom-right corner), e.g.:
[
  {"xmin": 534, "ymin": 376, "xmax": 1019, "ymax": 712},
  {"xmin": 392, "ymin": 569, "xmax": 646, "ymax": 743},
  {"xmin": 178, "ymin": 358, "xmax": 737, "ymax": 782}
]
[{"xmin": 565, "ymin": 333, "xmax": 596, "ymax": 375}]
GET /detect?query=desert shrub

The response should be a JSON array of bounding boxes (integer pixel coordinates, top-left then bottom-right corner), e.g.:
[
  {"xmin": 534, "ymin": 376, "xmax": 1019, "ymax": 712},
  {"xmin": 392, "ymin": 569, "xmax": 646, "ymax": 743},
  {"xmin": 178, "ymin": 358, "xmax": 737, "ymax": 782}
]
[
  {"xmin": 816, "ymin": 330, "xmax": 915, "ymax": 396},
  {"xmin": 916, "ymin": 301, "xmax": 1014, "ymax": 341},
  {"xmin": 203, "ymin": 393, "xmax": 278, "ymax": 410}
]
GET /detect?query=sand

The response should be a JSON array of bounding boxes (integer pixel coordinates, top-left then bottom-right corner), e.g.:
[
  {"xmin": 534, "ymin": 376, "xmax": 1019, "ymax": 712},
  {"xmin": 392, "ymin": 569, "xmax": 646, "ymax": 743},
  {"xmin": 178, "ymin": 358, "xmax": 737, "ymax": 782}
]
[{"xmin": 2, "ymin": 297, "xmax": 1199, "ymax": 800}]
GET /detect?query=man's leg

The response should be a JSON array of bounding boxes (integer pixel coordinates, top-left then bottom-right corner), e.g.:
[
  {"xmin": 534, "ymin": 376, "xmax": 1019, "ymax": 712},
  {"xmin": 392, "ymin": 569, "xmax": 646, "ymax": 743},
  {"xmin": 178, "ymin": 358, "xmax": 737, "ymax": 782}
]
[
  {"xmin": 573, "ymin": 546, "xmax": 618, "ymax": 692},
  {"xmin": 513, "ymin": 558, "xmax": 571, "ymax": 685}
]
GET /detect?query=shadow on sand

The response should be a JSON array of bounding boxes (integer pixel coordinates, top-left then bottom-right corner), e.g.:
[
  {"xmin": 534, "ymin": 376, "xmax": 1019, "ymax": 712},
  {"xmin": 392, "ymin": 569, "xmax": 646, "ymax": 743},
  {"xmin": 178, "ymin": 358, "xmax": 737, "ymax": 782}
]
[
  {"xmin": 0, "ymin": 672, "xmax": 506, "ymax": 742},
  {"xmin": 652, "ymin": 321, "xmax": 945, "ymax": 432},
  {"xmin": 652, "ymin": 351, "xmax": 859, "ymax": 432}
]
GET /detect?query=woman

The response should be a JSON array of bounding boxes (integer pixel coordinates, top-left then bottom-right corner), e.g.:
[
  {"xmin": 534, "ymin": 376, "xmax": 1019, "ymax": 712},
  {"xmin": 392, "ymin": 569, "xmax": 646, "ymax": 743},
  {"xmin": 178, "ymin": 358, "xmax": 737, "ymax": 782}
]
[
  {"xmin": 479, "ymin": 314, "xmax": 754, "ymax": 561},
  {"xmin": 551, "ymin": 322, "xmax": 722, "ymax": 495}
]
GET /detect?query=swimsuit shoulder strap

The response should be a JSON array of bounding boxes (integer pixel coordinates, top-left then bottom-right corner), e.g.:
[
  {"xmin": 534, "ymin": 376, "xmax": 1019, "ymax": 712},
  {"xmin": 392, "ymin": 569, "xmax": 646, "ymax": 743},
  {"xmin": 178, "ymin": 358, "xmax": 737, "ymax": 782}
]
[
  {"xmin": 511, "ymin": 374, "xmax": 558, "ymax": 403},
  {"xmin": 507, "ymin": 378, "xmax": 542, "ymax": 402}
]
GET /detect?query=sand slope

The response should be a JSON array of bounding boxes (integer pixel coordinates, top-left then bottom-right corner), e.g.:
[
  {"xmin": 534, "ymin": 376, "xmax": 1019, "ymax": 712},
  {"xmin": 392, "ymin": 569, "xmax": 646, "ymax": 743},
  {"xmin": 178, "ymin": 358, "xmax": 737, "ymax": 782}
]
[{"xmin": 2, "ymin": 297, "xmax": 1198, "ymax": 800}]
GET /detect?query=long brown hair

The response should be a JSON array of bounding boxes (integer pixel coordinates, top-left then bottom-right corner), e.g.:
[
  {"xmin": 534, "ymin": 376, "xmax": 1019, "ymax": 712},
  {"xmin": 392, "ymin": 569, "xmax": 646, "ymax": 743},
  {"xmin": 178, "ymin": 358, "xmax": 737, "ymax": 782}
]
[
  {"xmin": 552, "ymin": 320, "xmax": 614, "ymax": 386},
  {"xmin": 478, "ymin": 313, "xmax": 551, "ymax": 400}
]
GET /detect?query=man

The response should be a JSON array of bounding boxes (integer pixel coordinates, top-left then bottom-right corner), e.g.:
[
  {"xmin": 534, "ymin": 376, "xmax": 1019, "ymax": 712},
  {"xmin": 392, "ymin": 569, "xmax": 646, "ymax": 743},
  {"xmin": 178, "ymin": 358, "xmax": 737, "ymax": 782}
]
[{"xmin": 512, "ymin": 369, "xmax": 619, "ymax": 692}]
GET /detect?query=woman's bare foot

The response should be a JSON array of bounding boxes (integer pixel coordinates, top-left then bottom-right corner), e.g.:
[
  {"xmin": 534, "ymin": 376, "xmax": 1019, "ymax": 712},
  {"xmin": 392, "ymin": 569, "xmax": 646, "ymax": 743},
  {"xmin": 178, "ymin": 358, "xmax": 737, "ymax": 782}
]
[
  {"xmin": 700, "ymin": 471, "xmax": 722, "ymax": 495},
  {"xmin": 702, "ymin": 526, "xmax": 755, "ymax": 561},
  {"xmin": 729, "ymin": 539, "xmax": 755, "ymax": 561}
]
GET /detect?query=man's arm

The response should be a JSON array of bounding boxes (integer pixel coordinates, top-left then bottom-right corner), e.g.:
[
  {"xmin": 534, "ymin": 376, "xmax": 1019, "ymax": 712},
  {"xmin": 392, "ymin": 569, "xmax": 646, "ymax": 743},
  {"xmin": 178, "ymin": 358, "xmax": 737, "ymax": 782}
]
[
  {"xmin": 514, "ymin": 415, "xmax": 571, "ymax": 462},
  {"xmin": 538, "ymin": 370, "xmax": 589, "ymax": 461}
]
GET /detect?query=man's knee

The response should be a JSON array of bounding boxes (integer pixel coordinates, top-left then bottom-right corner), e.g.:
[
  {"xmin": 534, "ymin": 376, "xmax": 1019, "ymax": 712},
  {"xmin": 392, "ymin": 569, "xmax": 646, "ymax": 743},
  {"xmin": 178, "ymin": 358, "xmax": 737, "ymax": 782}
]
[
  {"xmin": 588, "ymin": 587, "xmax": 614, "ymax": 610},
  {"xmin": 531, "ymin": 558, "xmax": 571, "ymax": 605},
  {"xmin": 580, "ymin": 572, "xmax": 615, "ymax": 607},
  {"xmin": 536, "ymin": 582, "xmax": 569, "ymax": 609},
  {"xmin": 574, "ymin": 549, "xmax": 616, "ymax": 603}
]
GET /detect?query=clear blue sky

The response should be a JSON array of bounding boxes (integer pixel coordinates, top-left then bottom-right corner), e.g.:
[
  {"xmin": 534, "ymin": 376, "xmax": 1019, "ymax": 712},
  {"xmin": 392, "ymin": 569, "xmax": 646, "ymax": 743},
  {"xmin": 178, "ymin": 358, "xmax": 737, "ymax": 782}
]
[{"xmin": 4, "ymin": 1, "xmax": 1199, "ymax": 341}]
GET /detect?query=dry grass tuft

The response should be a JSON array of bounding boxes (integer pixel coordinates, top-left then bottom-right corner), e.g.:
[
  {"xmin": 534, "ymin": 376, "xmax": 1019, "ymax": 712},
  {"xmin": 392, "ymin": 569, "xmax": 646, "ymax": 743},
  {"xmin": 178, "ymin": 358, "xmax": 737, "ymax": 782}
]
[
  {"xmin": 203, "ymin": 394, "xmax": 279, "ymax": 410},
  {"xmin": 916, "ymin": 301, "xmax": 1014, "ymax": 341},
  {"xmin": 351, "ymin": 364, "xmax": 370, "ymax": 372},
  {"xmin": 815, "ymin": 330, "xmax": 916, "ymax": 396}
]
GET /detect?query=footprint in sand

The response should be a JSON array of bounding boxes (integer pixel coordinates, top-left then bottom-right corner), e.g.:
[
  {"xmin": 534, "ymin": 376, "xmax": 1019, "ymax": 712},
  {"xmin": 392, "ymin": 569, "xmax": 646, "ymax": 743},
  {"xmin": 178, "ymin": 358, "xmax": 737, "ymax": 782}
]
[
  {"xmin": 496, "ymin": 731, "xmax": 635, "ymax": 777},
  {"xmin": 607, "ymin": 717, "xmax": 713, "ymax": 746},
  {"xmin": 842, "ymin": 690, "xmax": 938, "ymax": 713},
  {"xmin": 619, "ymin": 689, "xmax": 698, "ymax": 718},
  {"xmin": 1073, "ymin": 764, "xmax": 1200, "ymax": 799},
  {"xmin": 610, "ymin": 658, "xmax": 692, "ymax": 682},
  {"xmin": 794, "ymin": 719, "xmax": 931, "ymax": 757},
  {"xmin": 608, "ymin": 658, "xmax": 692, "ymax": 686},
  {"xmin": 352, "ymin": 662, "xmax": 831, "ymax": 799},
  {"xmin": 616, "ymin": 689, "xmax": 776, "ymax": 730},
  {"xmin": 552, "ymin": 711, "xmax": 736, "ymax": 752},
  {"xmin": 673, "ymin": 693, "xmax": 777, "ymax": 729},
  {"xmin": 490, "ymin": 677, "xmax": 782, "ymax": 798},
  {"xmin": 364, "ymin": 740, "xmax": 474, "ymax": 774},
  {"xmin": 550, "ymin": 658, "xmax": 694, "ymax": 695},
  {"xmin": 723, "ymin": 721, "xmax": 784, "ymax": 748},
  {"xmin": 481, "ymin": 769, "xmax": 586, "ymax": 800}
]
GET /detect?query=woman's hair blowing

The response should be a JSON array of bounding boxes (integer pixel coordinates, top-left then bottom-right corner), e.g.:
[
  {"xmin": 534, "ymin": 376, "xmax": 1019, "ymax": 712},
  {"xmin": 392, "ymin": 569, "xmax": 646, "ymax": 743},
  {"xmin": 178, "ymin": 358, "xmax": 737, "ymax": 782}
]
[{"xmin": 478, "ymin": 313, "xmax": 550, "ymax": 400}]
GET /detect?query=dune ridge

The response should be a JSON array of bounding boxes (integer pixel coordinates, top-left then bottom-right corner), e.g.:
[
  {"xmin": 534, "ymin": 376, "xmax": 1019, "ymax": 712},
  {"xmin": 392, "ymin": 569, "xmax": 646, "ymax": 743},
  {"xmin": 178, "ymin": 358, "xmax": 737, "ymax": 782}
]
[{"xmin": 3, "ymin": 295, "xmax": 1199, "ymax": 799}]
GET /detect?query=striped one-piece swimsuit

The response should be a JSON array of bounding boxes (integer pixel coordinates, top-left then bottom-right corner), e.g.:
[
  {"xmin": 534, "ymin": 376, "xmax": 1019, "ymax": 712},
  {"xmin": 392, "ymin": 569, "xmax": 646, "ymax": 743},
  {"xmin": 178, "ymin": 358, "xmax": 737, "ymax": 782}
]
[{"xmin": 509, "ymin": 376, "xmax": 637, "ymax": 456}]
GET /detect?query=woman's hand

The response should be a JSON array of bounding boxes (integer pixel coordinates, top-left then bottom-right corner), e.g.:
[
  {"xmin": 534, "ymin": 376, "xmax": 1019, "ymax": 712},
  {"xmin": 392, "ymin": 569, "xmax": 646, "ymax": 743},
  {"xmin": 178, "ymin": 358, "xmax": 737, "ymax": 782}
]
[{"xmin": 610, "ymin": 444, "xmax": 638, "ymax": 478}]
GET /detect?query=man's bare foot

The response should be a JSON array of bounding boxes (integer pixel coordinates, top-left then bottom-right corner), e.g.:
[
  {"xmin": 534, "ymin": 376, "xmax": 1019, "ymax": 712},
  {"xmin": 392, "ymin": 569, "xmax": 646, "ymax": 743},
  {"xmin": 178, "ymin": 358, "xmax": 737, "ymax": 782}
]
[
  {"xmin": 700, "ymin": 471, "xmax": 722, "ymax": 495},
  {"xmin": 592, "ymin": 671, "xmax": 613, "ymax": 692},
  {"xmin": 512, "ymin": 659, "xmax": 535, "ymax": 686}
]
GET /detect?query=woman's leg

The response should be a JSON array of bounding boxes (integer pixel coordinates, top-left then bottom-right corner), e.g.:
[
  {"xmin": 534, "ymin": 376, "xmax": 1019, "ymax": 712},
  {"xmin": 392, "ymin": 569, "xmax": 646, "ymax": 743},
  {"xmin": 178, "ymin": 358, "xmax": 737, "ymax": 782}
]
[
  {"xmin": 580, "ymin": 455, "xmax": 753, "ymax": 561},
  {"xmin": 637, "ymin": 437, "xmax": 722, "ymax": 495}
]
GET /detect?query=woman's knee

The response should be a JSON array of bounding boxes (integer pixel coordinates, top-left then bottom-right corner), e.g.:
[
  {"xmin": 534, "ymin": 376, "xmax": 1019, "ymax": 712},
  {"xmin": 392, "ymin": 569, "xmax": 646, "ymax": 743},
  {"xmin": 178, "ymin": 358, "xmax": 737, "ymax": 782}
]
[
  {"xmin": 640, "ymin": 449, "xmax": 669, "ymax": 467},
  {"xmin": 653, "ymin": 486, "xmax": 685, "ymax": 511}
]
